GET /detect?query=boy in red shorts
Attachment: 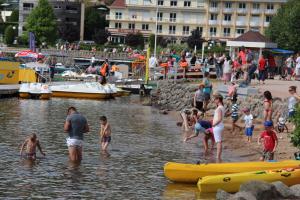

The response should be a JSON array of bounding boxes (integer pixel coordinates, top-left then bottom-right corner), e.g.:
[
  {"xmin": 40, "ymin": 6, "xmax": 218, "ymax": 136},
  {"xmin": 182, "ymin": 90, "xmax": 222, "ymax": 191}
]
[{"xmin": 257, "ymin": 121, "xmax": 278, "ymax": 161}]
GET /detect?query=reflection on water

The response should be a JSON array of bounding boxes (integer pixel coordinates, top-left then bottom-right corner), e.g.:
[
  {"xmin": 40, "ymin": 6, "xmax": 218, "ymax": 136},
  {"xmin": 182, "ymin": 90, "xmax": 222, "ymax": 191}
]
[{"xmin": 0, "ymin": 96, "xmax": 228, "ymax": 199}]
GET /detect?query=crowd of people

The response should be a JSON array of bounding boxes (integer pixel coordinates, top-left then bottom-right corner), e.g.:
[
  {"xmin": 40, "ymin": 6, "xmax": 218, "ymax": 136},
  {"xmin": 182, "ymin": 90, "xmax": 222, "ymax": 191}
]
[{"xmin": 181, "ymin": 81, "xmax": 300, "ymax": 163}]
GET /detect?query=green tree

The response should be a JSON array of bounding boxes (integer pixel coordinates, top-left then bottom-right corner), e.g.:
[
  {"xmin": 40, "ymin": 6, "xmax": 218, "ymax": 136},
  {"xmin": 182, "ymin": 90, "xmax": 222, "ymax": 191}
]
[
  {"xmin": 93, "ymin": 29, "xmax": 110, "ymax": 45},
  {"xmin": 290, "ymin": 105, "xmax": 300, "ymax": 150},
  {"xmin": 4, "ymin": 25, "xmax": 15, "ymax": 45},
  {"xmin": 84, "ymin": 7, "xmax": 108, "ymax": 40},
  {"xmin": 265, "ymin": 0, "xmax": 300, "ymax": 52},
  {"xmin": 58, "ymin": 22, "xmax": 79, "ymax": 42},
  {"xmin": 187, "ymin": 29, "xmax": 204, "ymax": 50},
  {"xmin": 25, "ymin": 0, "xmax": 57, "ymax": 45},
  {"xmin": 125, "ymin": 32, "xmax": 144, "ymax": 48},
  {"xmin": 8, "ymin": 9, "xmax": 19, "ymax": 22},
  {"xmin": 148, "ymin": 34, "xmax": 168, "ymax": 50}
]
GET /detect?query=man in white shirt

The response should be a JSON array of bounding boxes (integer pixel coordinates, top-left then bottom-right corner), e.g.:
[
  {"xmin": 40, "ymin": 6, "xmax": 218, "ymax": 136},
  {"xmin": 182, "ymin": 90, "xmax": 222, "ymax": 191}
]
[
  {"xmin": 149, "ymin": 56, "xmax": 157, "ymax": 68},
  {"xmin": 295, "ymin": 53, "xmax": 300, "ymax": 80}
]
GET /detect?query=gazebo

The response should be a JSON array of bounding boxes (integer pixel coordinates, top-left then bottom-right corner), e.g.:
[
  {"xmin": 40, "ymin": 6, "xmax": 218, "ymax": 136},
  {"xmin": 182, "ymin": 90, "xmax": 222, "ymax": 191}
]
[{"xmin": 227, "ymin": 31, "xmax": 277, "ymax": 58}]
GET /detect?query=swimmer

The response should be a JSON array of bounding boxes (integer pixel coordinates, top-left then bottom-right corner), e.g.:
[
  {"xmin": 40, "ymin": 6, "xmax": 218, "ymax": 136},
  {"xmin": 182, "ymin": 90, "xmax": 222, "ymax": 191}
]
[{"xmin": 20, "ymin": 133, "xmax": 45, "ymax": 160}]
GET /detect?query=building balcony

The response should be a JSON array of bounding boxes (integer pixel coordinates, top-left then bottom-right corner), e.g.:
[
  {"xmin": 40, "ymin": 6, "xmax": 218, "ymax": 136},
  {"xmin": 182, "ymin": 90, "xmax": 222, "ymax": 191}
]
[
  {"xmin": 251, "ymin": 9, "xmax": 261, "ymax": 14},
  {"xmin": 236, "ymin": 21, "xmax": 247, "ymax": 26},
  {"xmin": 23, "ymin": 7, "xmax": 33, "ymax": 11},
  {"xmin": 265, "ymin": 9, "xmax": 276, "ymax": 14},
  {"xmin": 209, "ymin": 7, "xmax": 219, "ymax": 13},
  {"xmin": 209, "ymin": 20, "xmax": 218, "ymax": 25},
  {"xmin": 210, "ymin": 32, "xmax": 217, "ymax": 37},
  {"xmin": 223, "ymin": 33, "xmax": 231, "ymax": 37},
  {"xmin": 264, "ymin": 22, "xmax": 270, "ymax": 27},
  {"xmin": 223, "ymin": 8, "xmax": 233, "ymax": 13},
  {"xmin": 222, "ymin": 20, "xmax": 232, "ymax": 26},
  {"xmin": 107, "ymin": 28, "xmax": 152, "ymax": 36},
  {"xmin": 250, "ymin": 21, "xmax": 260, "ymax": 27},
  {"xmin": 237, "ymin": 9, "xmax": 247, "ymax": 14},
  {"xmin": 168, "ymin": 31, "xmax": 176, "ymax": 35},
  {"xmin": 182, "ymin": 31, "xmax": 190, "ymax": 35}
]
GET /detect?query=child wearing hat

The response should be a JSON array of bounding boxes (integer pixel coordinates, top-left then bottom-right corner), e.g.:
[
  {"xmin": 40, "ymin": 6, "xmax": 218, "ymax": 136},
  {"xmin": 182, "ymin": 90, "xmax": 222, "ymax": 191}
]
[
  {"xmin": 243, "ymin": 108, "xmax": 254, "ymax": 142},
  {"xmin": 257, "ymin": 121, "xmax": 278, "ymax": 161}
]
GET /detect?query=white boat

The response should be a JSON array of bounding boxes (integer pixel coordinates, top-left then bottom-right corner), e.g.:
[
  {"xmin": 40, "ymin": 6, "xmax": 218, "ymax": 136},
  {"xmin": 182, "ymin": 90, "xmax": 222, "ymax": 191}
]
[
  {"xmin": 50, "ymin": 82, "xmax": 118, "ymax": 99},
  {"xmin": 19, "ymin": 83, "xmax": 52, "ymax": 100}
]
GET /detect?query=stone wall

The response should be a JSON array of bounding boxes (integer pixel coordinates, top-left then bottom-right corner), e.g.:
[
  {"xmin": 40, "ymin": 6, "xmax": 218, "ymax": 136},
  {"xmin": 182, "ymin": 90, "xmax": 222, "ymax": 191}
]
[{"xmin": 151, "ymin": 80, "xmax": 288, "ymax": 120}]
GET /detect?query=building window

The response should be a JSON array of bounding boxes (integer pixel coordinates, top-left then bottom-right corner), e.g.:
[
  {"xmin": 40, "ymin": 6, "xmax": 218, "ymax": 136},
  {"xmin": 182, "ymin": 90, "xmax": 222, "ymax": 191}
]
[
  {"xmin": 157, "ymin": 25, "xmax": 162, "ymax": 33},
  {"xmin": 196, "ymin": 27, "xmax": 203, "ymax": 35},
  {"xmin": 251, "ymin": 27, "xmax": 259, "ymax": 32},
  {"xmin": 238, "ymin": 3, "xmax": 246, "ymax": 9},
  {"xmin": 157, "ymin": 12, "xmax": 163, "ymax": 21},
  {"xmin": 169, "ymin": 25, "xmax": 176, "ymax": 34},
  {"xmin": 224, "ymin": 2, "xmax": 232, "ymax": 8},
  {"xmin": 115, "ymin": 23, "xmax": 122, "ymax": 29},
  {"xmin": 266, "ymin": 16, "xmax": 272, "ymax": 22},
  {"xmin": 210, "ymin": 27, "xmax": 217, "ymax": 36},
  {"xmin": 267, "ymin": 3, "xmax": 274, "ymax": 10},
  {"xmin": 253, "ymin": 3, "xmax": 260, "ymax": 10},
  {"xmin": 142, "ymin": 24, "xmax": 149, "ymax": 30},
  {"xmin": 184, "ymin": 1, "xmax": 191, "ymax": 7},
  {"xmin": 210, "ymin": 14, "xmax": 218, "ymax": 20},
  {"xmin": 236, "ymin": 28, "xmax": 245, "ymax": 34},
  {"xmin": 223, "ymin": 28, "xmax": 230, "ymax": 37},
  {"xmin": 129, "ymin": 0, "xmax": 138, "ymax": 4},
  {"xmin": 210, "ymin": 1, "xmax": 217, "ymax": 8},
  {"xmin": 170, "ymin": 0, "xmax": 177, "ymax": 6},
  {"xmin": 115, "ymin": 12, "xmax": 122, "ymax": 19},
  {"xmin": 23, "ymin": 3, "xmax": 34, "ymax": 11},
  {"xmin": 54, "ymin": 5, "xmax": 62, "ymax": 9},
  {"xmin": 158, "ymin": 0, "xmax": 164, "ymax": 6},
  {"xmin": 183, "ymin": 26, "xmax": 189, "ymax": 35},
  {"xmin": 170, "ymin": 13, "xmax": 176, "ymax": 22},
  {"xmin": 224, "ymin": 14, "xmax": 231, "ymax": 21},
  {"xmin": 128, "ymin": 23, "xmax": 135, "ymax": 30}
]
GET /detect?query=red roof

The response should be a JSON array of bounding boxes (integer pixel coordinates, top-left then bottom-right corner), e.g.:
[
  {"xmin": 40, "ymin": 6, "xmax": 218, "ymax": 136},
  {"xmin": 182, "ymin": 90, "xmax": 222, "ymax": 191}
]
[
  {"xmin": 233, "ymin": 31, "xmax": 271, "ymax": 43},
  {"xmin": 110, "ymin": 0, "xmax": 125, "ymax": 8}
]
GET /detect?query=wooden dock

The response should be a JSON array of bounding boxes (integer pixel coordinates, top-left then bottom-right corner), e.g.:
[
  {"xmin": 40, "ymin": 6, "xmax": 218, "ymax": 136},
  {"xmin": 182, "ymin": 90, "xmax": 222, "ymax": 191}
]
[{"xmin": 0, "ymin": 84, "xmax": 19, "ymax": 98}]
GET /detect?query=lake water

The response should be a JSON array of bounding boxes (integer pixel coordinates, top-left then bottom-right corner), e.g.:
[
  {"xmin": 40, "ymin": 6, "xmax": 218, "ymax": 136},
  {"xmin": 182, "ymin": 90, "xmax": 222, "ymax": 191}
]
[{"xmin": 0, "ymin": 96, "xmax": 227, "ymax": 199}]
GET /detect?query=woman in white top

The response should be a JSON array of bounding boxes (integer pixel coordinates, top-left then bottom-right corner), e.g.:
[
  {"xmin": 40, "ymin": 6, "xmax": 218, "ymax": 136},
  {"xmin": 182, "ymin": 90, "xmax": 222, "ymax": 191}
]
[{"xmin": 212, "ymin": 93, "xmax": 225, "ymax": 163}]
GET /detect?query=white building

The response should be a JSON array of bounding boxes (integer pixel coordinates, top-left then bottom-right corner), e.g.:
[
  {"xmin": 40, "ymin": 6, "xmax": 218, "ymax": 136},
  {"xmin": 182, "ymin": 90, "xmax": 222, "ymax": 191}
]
[{"xmin": 107, "ymin": 0, "xmax": 287, "ymax": 44}]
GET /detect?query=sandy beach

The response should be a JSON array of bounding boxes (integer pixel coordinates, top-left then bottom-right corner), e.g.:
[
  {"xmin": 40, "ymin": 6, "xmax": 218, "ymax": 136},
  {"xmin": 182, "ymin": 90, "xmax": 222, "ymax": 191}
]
[{"xmin": 170, "ymin": 78, "xmax": 300, "ymax": 162}]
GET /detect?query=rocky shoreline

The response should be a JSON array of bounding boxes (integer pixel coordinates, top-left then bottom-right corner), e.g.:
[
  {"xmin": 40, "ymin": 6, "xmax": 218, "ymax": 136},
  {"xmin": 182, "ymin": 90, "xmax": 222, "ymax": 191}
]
[
  {"xmin": 217, "ymin": 180, "xmax": 300, "ymax": 200},
  {"xmin": 150, "ymin": 80, "xmax": 289, "ymax": 120}
]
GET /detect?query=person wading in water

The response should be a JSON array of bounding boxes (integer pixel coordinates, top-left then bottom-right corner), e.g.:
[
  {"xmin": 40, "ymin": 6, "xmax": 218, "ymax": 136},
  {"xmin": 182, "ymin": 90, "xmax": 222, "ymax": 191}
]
[{"xmin": 64, "ymin": 107, "xmax": 89, "ymax": 162}]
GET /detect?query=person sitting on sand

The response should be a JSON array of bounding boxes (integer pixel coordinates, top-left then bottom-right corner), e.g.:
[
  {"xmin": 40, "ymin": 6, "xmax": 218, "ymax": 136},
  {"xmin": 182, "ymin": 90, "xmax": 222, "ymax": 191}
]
[
  {"xmin": 20, "ymin": 133, "xmax": 45, "ymax": 160},
  {"xmin": 99, "ymin": 116, "xmax": 112, "ymax": 153},
  {"xmin": 258, "ymin": 121, "xmax": 278, "ymax": 161}
]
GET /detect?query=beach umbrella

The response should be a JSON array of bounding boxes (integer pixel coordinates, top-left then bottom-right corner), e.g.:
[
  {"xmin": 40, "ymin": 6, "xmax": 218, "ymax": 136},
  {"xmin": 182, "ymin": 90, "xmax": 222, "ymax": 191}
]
[{"xmin": 15, "ymin": 50, "xmax": 39, "ymax": 58}]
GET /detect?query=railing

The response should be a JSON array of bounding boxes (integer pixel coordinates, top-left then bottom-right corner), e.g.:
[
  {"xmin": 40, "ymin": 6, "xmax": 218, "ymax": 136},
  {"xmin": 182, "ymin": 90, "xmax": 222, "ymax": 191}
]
[
  {"xmin": 251, "ymin": 9, "xmax": 261, "ymax": 14},
  {"xmin": 209, "ymin": 7, "xmax": 219, "ymax": 12},
  {"xmin": 209, "ymin": 20, "xmax": 218, "ymax": 25},
  {"xmin": 237, "ymin": 8, "xmax": 247, "ymax": 14},
  {"xmin": 223, "ymin": 8, "xmax": 233, "ymax": 13}
]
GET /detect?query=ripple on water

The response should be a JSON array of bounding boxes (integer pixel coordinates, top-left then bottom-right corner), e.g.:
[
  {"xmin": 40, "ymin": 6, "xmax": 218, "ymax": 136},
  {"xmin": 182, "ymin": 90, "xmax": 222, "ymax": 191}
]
[{"xmin": 0, "ymin": 97, "xmax": 212, "ymax": 199}]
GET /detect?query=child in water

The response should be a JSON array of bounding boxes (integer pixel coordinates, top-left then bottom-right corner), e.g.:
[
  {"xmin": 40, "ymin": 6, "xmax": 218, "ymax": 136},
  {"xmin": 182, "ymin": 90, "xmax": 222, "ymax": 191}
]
[
  {"xmin": 20, "ymin": 133, "xmax": 45, "ymax": 160},
  {"xmin": 99, "ymin": 116, "xmax": 111, "ymax": 152}
]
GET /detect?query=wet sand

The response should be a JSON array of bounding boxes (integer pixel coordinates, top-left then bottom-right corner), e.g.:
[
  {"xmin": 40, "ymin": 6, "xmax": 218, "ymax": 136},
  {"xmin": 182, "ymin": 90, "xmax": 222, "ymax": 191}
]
[{"xmin": 168, "ymin": 79, "xmax": 299, "ymax": 162}]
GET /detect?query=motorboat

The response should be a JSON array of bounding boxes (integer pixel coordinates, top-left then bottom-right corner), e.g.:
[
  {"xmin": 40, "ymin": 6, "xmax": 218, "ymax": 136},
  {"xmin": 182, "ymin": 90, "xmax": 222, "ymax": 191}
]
[
  {"xmin": 19, "ymin": 83, "xmax": 52, "ymax": 100},
  {"xmin": 117, "ymin": 84, "xmax": 153, "ymax": 95},
  {"xmin": 50, "ymin": 82, "xmax": 118, "ymax": 99}
]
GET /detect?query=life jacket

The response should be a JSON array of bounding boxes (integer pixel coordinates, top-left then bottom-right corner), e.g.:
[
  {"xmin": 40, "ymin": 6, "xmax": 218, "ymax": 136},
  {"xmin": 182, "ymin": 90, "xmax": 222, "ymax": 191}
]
[
  {"xmin": 101, "ymin": 63, "xmax": 108, "ymax": 76},
  {"xmin": 179, "ymin": 61, "xmax": 188, "ymax": 68}
]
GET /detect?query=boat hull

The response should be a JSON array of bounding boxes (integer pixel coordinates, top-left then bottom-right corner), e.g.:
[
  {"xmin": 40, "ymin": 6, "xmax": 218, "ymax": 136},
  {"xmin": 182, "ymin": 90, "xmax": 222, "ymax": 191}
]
[
  {"xmin": 52, "ymin": 91, "xmax": 113, "ymax": 99},
  {"xmin": 19, "ymin": 92, "xmax": 30, "ymax": 99},
  {"xmin": 198, "ymin": 168, "xmax": 300, "ymax": 193},
  {"xmin": 39, "ymin": 93, "xmax": 52, "ymax": 100},
  {"xmin": 164, "ymin": 160, "xmax": 300, "ymax": 183}
]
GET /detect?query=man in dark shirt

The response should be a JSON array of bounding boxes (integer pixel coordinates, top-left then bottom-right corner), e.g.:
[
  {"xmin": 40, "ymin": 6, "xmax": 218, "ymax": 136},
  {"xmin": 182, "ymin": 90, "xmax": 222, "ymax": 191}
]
[{"xmin": 64, "ymin": 107, "xmax": 89, "ymax": 162}]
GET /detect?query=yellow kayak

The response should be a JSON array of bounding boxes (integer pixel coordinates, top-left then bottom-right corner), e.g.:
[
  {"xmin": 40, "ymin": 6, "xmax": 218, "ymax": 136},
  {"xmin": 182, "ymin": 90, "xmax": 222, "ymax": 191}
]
[
  {"xmin": 164, "ymin": 160, "xmax": 300, "ymax": 183},
  {"xmin": 198, "ymin": 168, "xmax": 300, "ymax": 193}
]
